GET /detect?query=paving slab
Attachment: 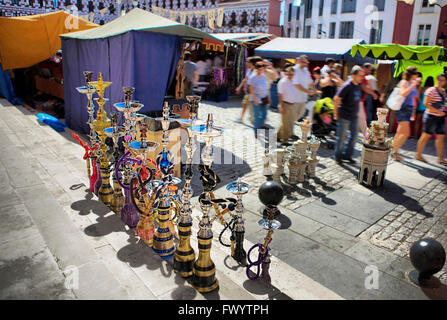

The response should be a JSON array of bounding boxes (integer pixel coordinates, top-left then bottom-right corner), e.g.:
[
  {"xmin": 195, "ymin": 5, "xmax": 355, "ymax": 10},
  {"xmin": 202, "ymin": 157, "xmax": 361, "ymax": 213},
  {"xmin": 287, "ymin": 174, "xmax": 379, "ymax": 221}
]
[
  {"xmin": 0, "ymin": 204, "xmax": 39, "ymax": 244},
  {"xmin": 312, "ymin": 189, "xmax": 396, "ymax": 225},
  {"xmin": 386, "ymin": 161, "xmax": 439, "ymax": 190},
  {"xmin": 294, "ymin": 203, "xmax": 370, "ymax": 237},
  {"xmin": 0, "ymin": 233, "xmax": 75, "ymax": 300},
  {"xmin": 308, "ymin": 226, "xmax": 359, "ymax": 253}
]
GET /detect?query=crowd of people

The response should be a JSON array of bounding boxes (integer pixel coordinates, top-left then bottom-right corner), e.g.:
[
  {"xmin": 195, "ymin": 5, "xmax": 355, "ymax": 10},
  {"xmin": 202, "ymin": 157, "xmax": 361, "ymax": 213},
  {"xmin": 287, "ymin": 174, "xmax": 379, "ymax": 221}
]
[{"xmin": 234, "ymin": 56, "xmax": 447, "ymax": 166}]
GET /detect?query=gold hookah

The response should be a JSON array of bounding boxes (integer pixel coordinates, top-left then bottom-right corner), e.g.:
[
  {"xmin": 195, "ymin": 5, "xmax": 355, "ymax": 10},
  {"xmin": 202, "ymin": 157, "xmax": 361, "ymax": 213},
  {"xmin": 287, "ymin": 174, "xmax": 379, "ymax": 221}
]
[{"xmin": 90, "ymin": 73, "xmax": 114, "ymax": 207}]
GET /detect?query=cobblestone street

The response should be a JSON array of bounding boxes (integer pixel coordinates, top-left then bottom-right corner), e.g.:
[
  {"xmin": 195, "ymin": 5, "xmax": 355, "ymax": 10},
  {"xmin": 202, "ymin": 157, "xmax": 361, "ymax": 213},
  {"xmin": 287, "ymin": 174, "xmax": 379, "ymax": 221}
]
[{"xmin": 198, "ymin": 98, "xmax": 447, "ymax": 285}]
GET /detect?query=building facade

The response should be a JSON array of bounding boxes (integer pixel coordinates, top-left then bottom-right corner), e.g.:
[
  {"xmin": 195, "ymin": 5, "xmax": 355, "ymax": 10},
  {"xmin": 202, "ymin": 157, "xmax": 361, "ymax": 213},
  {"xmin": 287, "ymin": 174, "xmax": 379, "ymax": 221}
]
[
  {"xmin": 393, "ymin": 0, "xmax": 447, "ymax": 47},
  {"xmin": 0, "ymin": 0, "xmax": 282, "ymax": 35},
  {"xmin": 282, "ymin": 0, "xmax": 397, "ymax": 43}
]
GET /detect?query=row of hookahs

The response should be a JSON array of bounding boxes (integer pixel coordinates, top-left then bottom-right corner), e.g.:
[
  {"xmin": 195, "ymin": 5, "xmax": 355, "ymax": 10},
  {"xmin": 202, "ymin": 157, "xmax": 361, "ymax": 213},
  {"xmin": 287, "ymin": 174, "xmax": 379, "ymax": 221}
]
[{"xmin": 72, "ymin": 72, "xmax": 284, "ymax": 293}]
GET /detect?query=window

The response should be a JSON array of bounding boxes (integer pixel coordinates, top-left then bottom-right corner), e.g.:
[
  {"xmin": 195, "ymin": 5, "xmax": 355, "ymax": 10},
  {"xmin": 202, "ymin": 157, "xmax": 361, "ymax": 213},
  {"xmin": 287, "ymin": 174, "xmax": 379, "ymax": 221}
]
[
  {"xmin": 331, "ymin": 0, "xmax": 337, "ymax": 14},
  {"xmin": 288, "ymin": 3, "xmax": 292, "ymax": 22},
  {"xmin": 329, "ymin": 22, "xmax": 336, "ymax": 38},
  {"xmin": 287, "ymin": 28, "xmax": 291, "ymax": 37},
  {"xmin": 304, "ymin": 0, "xmax": 313, "ymax": 19},
  {"xmin": 417, "ymin": 24, "xmax": 431, "ymax": 45},
  {"xmin": 340, "ymin": 21, "xmax": 354, "ymax": 38},
  {"xmin": 64, "ymin": 0, "xmax": 71, "ymax": 6},
  {"xmin": 319, "ymin": 0, "xmax": 324, "ymax": 16},
  {"xmin": 296, "ymin": 5, "xmax": 300, "ymax": 20},
  {"xmin": 87, "ymin": 1, "xmax": 94, "ymax": 12},
  {"xmin": 253, "ymin": 10, "xmax": 259, "ymax": 26},
  {"xmin": 374, "ymin": 0, "xmax": 385, "ymax": 11},
  {"xmin": 421, "ymin": 0, "xmax": 435, "ymax": 13},
  {"xmin": 317, "ymin": 24, "xmax": 323, "ymax": 38},
  {"xmin": 296, "ymin": 26, "xmax": 300, "ymax": 37},
  {"xmin": 369, "ymin": 20, "xmax": 383, "ymax": 44},
  {"xmin": 422, "ymin": 0, "xmax": 434, "ymax": 7},
  {"xmin": 341, "ymin": 0, "xmax": 356, "ymax": 13},
  {"xmin": 241, "ymin": 11, "xmax": 248, "ymax": 27},
  {"xmin": 304, "ymin": 25, "xmax": 311, "ymax": 38},
  {"xmin": 76, "ymin": 0, "xmax": 83, "ymax": 11}
]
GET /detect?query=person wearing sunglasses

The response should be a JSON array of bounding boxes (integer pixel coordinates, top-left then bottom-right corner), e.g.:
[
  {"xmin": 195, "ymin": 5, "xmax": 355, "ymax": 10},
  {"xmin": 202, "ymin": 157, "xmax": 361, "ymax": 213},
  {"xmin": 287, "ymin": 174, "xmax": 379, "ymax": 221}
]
[
  {"xmin": 247, "ymin": 62, "xmax": 271, "ymax": 136},
  {"xmin": 415, "ymin": 73, "xmax": 447, "ymax": 165}
]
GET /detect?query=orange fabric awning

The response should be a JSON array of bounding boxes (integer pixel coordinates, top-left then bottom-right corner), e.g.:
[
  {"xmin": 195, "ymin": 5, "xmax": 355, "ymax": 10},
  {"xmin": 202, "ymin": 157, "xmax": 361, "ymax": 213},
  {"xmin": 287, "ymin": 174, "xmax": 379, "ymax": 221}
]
[{"xmin": 0, "ymin": 11, "xmax": 98, "ymax": 70}]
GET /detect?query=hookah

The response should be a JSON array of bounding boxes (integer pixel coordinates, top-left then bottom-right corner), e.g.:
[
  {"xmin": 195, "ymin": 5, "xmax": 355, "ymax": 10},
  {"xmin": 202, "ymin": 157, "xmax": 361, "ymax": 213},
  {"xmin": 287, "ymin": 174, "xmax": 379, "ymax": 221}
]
[
  {"xmin": 151, "ymin": 102, "xmax": 181, "ymax": 260},
  {"xmin": 121, "ymin": 117, "xmax": 159, "ymax": 229},
  {"xmin": 173, "ymin": 95, "xmax": 205, "ymax": 277},
  {"xmin": 114, "ymin": 88, "xmax": 149, "ymax": 227},
  {"xmin": 190, "ymin": 113, "xmax": 237, "ymax": 293},
  {"xmin": 220, "ymin": 178, "xmax": 251, "ymax": 266},
  {"xmin": 75, "ymin": 71, "xmax": 99, "ymax": 192},
  {"xmin": 246, "ymin": 181, "xmax": 284, "ymax": 283},
  {"xmin": 90, "ymin": 73, "xmax": 114, "ymax": 207},
  {"xmin": 104, "ymin": 112, "xmax": 126, "ymax": 214}
]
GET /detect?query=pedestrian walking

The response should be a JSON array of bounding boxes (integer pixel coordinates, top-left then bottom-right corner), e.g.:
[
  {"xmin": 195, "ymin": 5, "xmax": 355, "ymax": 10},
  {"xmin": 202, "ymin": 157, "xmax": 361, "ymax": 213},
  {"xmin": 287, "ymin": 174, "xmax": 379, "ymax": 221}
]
[
  {"xmin": 415, "ymin": 73, "xmax": 447, "ymax": 165},
  {"xmin": 277, "ymin": 66, "xmax": 300, "ymax": 144},
  {"xmin": 247, "ymin": 61, "xmax": 270, "ymax": 137},
  {"xmin": 235, "ymin": 56, "xmax": 262, "ymax": 123},
  {"xmin": 359, "ymin": 63, "xmax": 379, "ymax": 134},
  {"xmin": 391, "ymin": 66, "xmax": 421, "ymax": 161},
  {"xmin": 320, "ymin": 69, "xmax": 343, "ymax": 99},
  {"xmin": 333, "ymin": 66, "xmax": 364, "ymax": 164},
  {"xmin": 321, "ymin": 58, "xmax": 336, "ymax": 77},
  {"xmin": 293, "ymin": 55, "xmax": 320, "ymax": 128},
  {"xmin": 183, "ymin": 51, "xmax": 198, "ymax": 96}
]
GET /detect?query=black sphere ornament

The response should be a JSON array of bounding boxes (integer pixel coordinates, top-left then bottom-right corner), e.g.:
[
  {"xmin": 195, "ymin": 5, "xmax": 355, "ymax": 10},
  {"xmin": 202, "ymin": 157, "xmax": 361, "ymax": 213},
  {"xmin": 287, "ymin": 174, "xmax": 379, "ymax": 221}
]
[
  {"xmin": 408, "ymin": 238, "xmax": 446, "ymax": 288},
  {"xmin": 258, "ymin": 181, "xmax": 284, "ymax": 206}
]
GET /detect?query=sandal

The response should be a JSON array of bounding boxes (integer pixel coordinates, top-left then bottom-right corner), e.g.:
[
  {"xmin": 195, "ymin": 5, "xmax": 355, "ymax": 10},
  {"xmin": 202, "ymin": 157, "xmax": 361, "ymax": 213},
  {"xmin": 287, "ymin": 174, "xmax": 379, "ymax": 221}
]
[
  {"xmin": 391, "ymin": 153, "xmax": 403, "ymax": 161},
  {"xmin": 415, "ymin": 155, "xmax": 428, "ymax": 163},
  {"xmin": 438, "ymin": 160, "xmax": 447, "ymax": 166}
]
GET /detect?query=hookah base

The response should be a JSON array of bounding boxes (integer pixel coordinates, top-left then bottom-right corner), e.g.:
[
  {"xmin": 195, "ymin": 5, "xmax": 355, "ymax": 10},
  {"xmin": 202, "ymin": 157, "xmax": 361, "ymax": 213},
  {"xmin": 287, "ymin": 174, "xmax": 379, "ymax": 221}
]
[
  {"xmin": 191, "ymin": 273, "xmax": 219, "ymax": 293},
  {"xmin": 232, "ymin": 250, "xmax": 247, "ymax": 266},
  {"xmin": 121, "ymin": 206, "xmax": 140, "ymax": 228},
  {"xmin": 174, "ymin": 250, "xmax": 195, "ymax": 277},
  {"xmin": 152, "ymin": 247, "xmax": 175, "ymax": 260}
]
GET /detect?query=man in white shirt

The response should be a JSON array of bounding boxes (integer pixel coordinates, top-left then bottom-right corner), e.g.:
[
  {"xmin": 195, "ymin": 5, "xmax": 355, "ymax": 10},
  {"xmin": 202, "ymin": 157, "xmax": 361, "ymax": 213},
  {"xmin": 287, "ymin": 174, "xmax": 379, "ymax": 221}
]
[
  {"xmin": 277, "ymin": 66, "xmax": 300, "ymax": 144},
  {"xmin": 321, "ymin": 58, "xmax": 336, "ymax": 77},
  {"xmin": 196, "ymin": 58, "xmax": 209, "ymax": 82},
  {"xmin": 293, "ymin": 55, "xmax": 320, "ymax": 127}
]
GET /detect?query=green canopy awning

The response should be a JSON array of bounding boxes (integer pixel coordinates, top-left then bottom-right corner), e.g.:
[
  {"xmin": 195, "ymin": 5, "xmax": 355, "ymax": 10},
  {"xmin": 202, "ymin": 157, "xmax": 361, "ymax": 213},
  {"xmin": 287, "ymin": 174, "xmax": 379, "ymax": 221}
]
[{"xmin": 351, "ymin": 44, "xmax": 447, "ymax": 64}]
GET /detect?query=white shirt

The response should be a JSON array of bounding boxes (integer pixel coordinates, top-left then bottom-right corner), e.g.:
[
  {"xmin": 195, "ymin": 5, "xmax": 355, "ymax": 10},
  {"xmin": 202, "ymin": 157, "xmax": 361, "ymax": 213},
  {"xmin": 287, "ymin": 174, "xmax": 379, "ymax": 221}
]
[
  {"xmin": 196, "ymin": 61, "xmax": 208, "ymax": 76},
  {"xmin": 365, "ymin": 75, "xmax": 377, "ymax": 91},
  {"xmin": 214, "ymin": 56, "xmax": 223, "ymax": 68},
  {"xmin": 278, "ymin": 77, "xmax": 299, "ymax": 103},
  {"xmin": 321, "ymin": 64, "xmax": 332, "ymax": 76},
  {"xmin": 292, "ymin": 65, "xmax": 313, "ymax": 103}
]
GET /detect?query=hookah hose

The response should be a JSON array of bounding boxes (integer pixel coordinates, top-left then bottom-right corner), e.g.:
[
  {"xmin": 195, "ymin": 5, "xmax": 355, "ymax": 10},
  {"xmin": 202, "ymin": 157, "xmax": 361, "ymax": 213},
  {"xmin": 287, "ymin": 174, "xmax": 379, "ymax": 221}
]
[
  {"xmin": 116, "ymin": 151, "xmax": 160, "ymax": 190},
  {"xmin": 129, "ymin": 166, "xmax": 154, "ymax": 215},
  {"xmin": 72, "ymin": 133, "xmax": 98, "ymax": 160},
  {"xmin": 218, "ymin": 215, "xmax": 237, "ymax": 247},
  {"xmin": 197, "ymin": 165, "xmax": 237, "ymax": 207},
  {"xmin": 246, "ymin": 237, "xmax": 272, "ymax": 281}
]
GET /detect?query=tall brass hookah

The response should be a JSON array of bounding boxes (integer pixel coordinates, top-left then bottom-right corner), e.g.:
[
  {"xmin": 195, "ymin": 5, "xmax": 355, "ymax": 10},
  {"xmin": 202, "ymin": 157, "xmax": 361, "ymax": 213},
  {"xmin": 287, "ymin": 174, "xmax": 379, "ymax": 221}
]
[
  {"xmin": 151, "ymin": 102, "xmax": 180, "ymax": 260},
  {"xmin": 190, "ymin": 114, "xmax": 237, "ymax": 293},
  {"xmin": 90, "ymin": 73, "xmax": 114, "ymax": 207},
  {"xmin": 173, "ymin": 96, "xmax": 203, "ymax": 277}
]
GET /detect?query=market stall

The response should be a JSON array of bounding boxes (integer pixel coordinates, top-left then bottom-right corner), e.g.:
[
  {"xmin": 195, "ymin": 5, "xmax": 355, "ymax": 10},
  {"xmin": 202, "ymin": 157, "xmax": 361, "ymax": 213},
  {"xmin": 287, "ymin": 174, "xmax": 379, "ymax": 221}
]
[{"xmin": 60, "ymin": 8, "xmax": 220, "ymax": 133}]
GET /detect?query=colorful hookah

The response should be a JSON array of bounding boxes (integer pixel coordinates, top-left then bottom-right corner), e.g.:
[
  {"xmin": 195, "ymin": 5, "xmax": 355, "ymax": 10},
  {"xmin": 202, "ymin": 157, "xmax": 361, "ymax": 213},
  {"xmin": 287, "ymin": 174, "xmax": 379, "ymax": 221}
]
[
  {"xmin": 173, "ymin": 95, "xmax": 205, "ymax": 277},
  {"xmin": 246, "ymin": 181, "xmax": 284, "ymax": 284},
  {"xmin": 152, "ymin": 102, "xmax": 181, "ymax": 260},
  {"xmin": 90, "ymin": 73, "xmax": 114, "ymax": 207},
  {"xmin": 74, "ymin": 71, "xmax": 99, "ymax": 192},
  {"xmin": 114, "ymin": 88, "xmax": 145, "ymax": 226},
  {"xmin": 122, "ymin": 118, "xmax": 159, "ymax": 229},
  {"xmin": 104, "ymin": 112, "xmax": 126, "ymax": 214},
  {"xmin": 190, "ymin": 114, "xmax": 236, "ymax": 293},
  {"xmin": 222, "ymin": 178, "xmax": 251, "ymax": 266}
]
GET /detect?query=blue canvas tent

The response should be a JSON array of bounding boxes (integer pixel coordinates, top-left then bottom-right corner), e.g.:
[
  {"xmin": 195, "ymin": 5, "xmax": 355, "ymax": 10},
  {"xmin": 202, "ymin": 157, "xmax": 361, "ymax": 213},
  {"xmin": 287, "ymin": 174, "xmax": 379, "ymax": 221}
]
[
  {"xmin": 254, "ymin": 37, "xmax": 367, "ymax": 62},
  {"xmin": 60, "ymin": 8, "xmax": 218, "ymax": 133}
]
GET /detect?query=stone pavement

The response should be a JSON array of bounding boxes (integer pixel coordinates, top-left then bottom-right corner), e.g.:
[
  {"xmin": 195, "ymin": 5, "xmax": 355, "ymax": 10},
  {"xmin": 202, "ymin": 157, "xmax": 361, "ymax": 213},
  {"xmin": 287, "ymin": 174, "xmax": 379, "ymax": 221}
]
[
  {"xmin": 0, "ymin": 97, "xmax": 446, "ymax": 300},
  {"xmin": 0, "ymin": 98, "xmax": 341, "ymax": 300}
]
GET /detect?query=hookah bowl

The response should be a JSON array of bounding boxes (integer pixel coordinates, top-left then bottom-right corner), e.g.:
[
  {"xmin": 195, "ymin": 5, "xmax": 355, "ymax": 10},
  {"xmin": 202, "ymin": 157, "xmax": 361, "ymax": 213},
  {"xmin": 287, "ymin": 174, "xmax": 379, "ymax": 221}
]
[
  {"xmin": 113, "ymin": 100, "xmax": 143, "ymax": 142},
  {"xmin": 226, "ymin": 179, "xmax": 251, "ymax": 266},
  {"xmin": 104, "ymin": 122, "xmax": 126, "ymax": 214},
  {"xmin": 246, "ymin": 181, "xmax": 284, "ymax": 283},
  {"xmin": 90, "ymin": 73, "xmax": 113, "ymax": 207},
  {"xmin": 190, "ymin": 113, "xmax": 223, "ymax": 293}
]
